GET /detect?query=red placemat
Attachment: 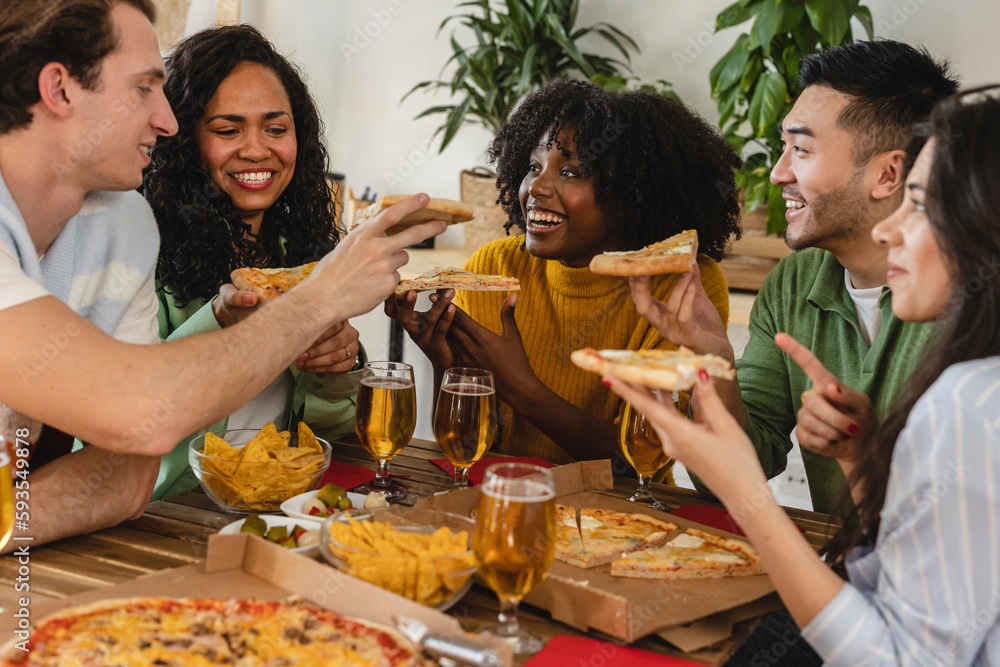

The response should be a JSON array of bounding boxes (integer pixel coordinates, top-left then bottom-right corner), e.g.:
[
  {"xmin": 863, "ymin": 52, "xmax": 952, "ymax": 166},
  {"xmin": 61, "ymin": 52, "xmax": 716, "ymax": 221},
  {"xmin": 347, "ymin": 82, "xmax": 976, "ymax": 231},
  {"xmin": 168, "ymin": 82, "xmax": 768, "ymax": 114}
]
[
  {"xmin": 525, "ymin": 636, "xmax": 706, "ymax": 666},
  {"xmin": 430, "ymin": 457, "xmax": 555, "ymax": 486},
  {"xmin": 668, "ymin": 504, "xmax": 803, "ymax": 536},
  {"xmin": 319, "ymin": 460, "xmax": 408, "ymax": 492}
]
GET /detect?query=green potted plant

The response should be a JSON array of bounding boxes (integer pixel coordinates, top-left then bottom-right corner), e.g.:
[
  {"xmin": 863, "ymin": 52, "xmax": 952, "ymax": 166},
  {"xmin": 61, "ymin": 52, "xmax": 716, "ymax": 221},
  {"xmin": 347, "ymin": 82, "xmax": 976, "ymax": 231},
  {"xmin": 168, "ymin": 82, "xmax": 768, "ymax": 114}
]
[
  {"xmin": 403, "ymin": 0, "xmax": 642, "ymax": 152},
  {"xmin": 710, "ymin": 0, "xmax": 874, "ymax": 235}
]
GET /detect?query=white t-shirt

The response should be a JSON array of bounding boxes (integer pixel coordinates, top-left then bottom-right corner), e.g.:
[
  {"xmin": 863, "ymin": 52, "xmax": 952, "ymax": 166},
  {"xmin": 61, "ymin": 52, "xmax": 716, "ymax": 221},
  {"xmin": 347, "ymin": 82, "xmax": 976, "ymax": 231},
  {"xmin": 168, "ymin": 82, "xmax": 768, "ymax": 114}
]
[
  {"xmin": 844, "ymin": 269, "xmax": 884, "ymax": 347},
  {"xmin": 0, "ymin": 241, "xmax": 159, "ymax": 346}
]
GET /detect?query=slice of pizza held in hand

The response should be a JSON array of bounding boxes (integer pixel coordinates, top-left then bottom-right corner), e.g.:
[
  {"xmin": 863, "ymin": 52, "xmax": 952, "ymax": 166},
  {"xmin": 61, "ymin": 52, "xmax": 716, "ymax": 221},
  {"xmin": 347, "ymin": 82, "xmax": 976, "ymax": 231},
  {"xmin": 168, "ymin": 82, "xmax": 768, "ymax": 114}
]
[
  {"xmin": 570, "ymin": 347, "xmax": 734, "ymax": 391},
  {"xmin": 394, "ymin": 266, "xmax": 520, "ymax": 297},
  {"xmin": 230, "ymin": 261, "xmax": 317, "ymax": 302},
  {"xmin": 589, "ymin": 229, "xmax": 698, "ymax": 276},
  {"xmin": 348, "ymin": 195, "xmax": 474, "ymax": 235}
]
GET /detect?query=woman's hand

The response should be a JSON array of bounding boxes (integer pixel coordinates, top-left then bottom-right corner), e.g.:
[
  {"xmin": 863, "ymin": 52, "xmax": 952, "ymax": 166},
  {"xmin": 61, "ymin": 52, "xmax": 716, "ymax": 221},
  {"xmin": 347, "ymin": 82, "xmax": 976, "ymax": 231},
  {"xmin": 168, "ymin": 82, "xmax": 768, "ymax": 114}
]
[
  {"xmin": 384, "ymin": 289, "xmax": 459, "ymax": 370},
  {"xmin": 775, "ymin": 333, "xmax": 875, "ymax": 465},
  {"xmin": 603, "ymin": 371, "xmax": 766, "ymax": 501},
  {"xmin": 448, "ymin": 293, "xmax": 540, "ymax": 405},
  {"xmin": 629, "ymin": 263, "xmax": 733, "ymax": 360},
  {"xmin": 211, "ymin": 283, "xmax": 259, "ymax": 328},
  {"xmin": 295, "ymin": 320, "xmax": 360, "ymax": 374}
]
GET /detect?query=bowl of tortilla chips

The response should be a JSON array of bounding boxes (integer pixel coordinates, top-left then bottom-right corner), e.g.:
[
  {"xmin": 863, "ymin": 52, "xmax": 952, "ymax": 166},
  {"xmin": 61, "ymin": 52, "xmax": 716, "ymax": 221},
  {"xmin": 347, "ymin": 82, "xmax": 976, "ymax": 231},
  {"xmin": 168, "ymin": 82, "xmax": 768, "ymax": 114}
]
[
  {"xmin": 189, "ymin": 423, "xmax": 332, "ymax": 514},
  {"xmin": 320, "ymin": 507, "xmax": 477, "ymax": 610}
]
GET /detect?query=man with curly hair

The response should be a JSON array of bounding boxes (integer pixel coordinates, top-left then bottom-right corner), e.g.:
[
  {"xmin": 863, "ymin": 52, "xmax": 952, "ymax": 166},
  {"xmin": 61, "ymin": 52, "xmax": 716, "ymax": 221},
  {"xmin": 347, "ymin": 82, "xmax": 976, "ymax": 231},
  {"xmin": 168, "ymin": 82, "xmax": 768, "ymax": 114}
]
[
  {"xmin": 389, "ymin": 79, "xmax": 743, "ymax": 466},
  {"xmin": 0, "ymin": 0, "xmax": 442, "ymax": 549},
  {"xmin": 632, "ymin": 40, "xmax": 959, "ymax": 517}
]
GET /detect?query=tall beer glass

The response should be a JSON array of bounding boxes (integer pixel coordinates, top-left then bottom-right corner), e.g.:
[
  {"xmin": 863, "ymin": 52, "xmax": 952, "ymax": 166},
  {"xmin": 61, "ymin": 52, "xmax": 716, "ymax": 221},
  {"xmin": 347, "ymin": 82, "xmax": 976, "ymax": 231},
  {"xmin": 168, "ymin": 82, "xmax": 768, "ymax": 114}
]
[
  {"xmin": 355, "ymin": 361, "xmax": 416, "ymax": 500},
  {"xmin": 472, "ymin": 463, "xmax": 555, "ymax": 655},
  {"xmin": 433, "ymin": 368, "xmax": 497, "ymax": 488},
  {"xmin": 619, "ymin": 398, "xmax": 674, "ymax": 511}
]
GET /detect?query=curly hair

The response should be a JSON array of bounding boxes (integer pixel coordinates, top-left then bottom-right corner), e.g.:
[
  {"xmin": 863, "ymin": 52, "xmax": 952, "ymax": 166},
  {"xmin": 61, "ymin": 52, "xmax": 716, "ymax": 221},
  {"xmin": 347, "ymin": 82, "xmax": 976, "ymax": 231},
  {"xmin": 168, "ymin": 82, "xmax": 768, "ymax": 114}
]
[
  {"xmin": 487, "ymin": 79, "xmax": 741, "ymax": 260},
  {"xmin": 144, "ymin": 24, "xmax": 337, "ymax": 305}
]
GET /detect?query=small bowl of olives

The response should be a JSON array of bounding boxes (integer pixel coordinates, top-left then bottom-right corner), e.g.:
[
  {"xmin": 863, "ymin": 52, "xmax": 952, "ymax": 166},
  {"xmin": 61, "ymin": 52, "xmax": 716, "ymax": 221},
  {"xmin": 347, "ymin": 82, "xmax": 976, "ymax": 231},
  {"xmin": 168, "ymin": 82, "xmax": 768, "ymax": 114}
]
[
  {"xmin": 218, "ymin": 514, "xmax": 323, "ymax": 558},
  {"xmin": 280, "ymin": 483, "xmax": 368, "ymax": 522}
]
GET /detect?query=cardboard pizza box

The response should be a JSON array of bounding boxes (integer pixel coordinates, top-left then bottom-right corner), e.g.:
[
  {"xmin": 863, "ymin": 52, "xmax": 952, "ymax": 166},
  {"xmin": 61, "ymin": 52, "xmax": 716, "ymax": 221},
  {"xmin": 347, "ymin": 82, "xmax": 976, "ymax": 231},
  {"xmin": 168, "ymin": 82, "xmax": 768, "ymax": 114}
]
[
  {"xmin": 4, "ymin": 533, "xmax": 513, "ymax": 664},
  {"xmin": 415, "ymin": 460, "xmax": 776, "ymax": 645}
]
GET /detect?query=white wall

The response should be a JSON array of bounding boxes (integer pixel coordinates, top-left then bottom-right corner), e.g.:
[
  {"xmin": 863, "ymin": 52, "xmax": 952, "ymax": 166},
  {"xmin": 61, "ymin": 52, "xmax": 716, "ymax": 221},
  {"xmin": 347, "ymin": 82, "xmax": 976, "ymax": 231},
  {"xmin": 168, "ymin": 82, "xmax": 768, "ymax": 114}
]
[{"xmin": 186, "ymin": 0, "xmax": 1000, "ymax": 442}]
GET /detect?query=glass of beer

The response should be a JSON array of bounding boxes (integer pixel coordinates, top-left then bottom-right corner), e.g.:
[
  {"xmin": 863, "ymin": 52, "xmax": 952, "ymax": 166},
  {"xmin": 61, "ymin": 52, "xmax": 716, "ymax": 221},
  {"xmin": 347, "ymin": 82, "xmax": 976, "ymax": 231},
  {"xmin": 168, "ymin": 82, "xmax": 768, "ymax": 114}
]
[
  {"xmin": 620, "ymin": 396, "xmax": 675, "ymax": 511},
  {"xmin": 472, "ymin": 462, "xmax": 556, "ymax": 655},
  {"xmin": 433, "ymin": 368, "xmax": 497, "ymax": 489},
  {"xmin": 354, "ymin": 361, "xmax": 416, "ymax": 501}
]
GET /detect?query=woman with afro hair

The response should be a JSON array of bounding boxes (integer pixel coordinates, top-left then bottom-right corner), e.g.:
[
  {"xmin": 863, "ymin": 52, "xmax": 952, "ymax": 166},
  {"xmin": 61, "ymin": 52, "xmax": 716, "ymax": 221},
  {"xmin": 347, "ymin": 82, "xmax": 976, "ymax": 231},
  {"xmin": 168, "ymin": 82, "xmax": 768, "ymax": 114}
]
[
  {"xmin": 388, "ymin": 78, "xmax": 742, "ymax": 466},
  {"xmin": 144, "ymin": 25, "xmax": 363, "ymax": 499}
]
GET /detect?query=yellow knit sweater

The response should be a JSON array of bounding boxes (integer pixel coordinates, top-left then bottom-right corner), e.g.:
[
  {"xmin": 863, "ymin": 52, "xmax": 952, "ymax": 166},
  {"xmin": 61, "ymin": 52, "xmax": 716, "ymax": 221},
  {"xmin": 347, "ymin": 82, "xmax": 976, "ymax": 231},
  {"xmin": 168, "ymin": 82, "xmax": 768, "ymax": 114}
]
[{"xmin": 455, "ymin": 236, "xmax": 730, "ymax": 465}]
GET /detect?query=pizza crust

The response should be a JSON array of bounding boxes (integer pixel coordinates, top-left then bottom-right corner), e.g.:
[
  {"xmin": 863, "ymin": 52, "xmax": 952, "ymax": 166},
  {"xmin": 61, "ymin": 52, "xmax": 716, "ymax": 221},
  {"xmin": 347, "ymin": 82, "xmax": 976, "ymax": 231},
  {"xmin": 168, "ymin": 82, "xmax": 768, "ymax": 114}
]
[
  {"xmin": 349, "ymin": 195, "xmax": 474, "ymax": 235},
  {"xmin": 589, "ymin": 230, "xmax": 698, "ymax": 276},
  {"xmin": 570, "ymin": 347, "xmax": 735, "ymax": 391},
  {"xmin": 230, "ymin": 261, "xmax": 318, "ymax": 302}
]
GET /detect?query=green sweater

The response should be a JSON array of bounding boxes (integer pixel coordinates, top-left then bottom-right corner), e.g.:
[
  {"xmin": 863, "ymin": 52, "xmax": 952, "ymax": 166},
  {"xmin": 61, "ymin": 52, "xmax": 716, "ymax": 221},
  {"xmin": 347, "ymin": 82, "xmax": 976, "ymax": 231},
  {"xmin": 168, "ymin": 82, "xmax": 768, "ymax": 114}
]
[
  {"xmin": 728, "ymin": 248, "xmax": 938, "ymax": 513},
  {"xmin": 151, "ymin": 288, "xmax": 364, "ymax": 500}
]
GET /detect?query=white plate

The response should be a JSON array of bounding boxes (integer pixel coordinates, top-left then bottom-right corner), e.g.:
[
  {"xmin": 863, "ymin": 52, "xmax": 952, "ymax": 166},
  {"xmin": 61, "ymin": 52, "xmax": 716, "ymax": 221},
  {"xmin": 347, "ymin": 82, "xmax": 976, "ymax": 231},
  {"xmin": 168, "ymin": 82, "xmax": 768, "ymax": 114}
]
[
  {"xmin": 218, "ymin": 515, "xmax": 323, "ymax": 559},
  {"xmin": 280, "ymin": 490, "xmax": 367, "ymax": 522}
]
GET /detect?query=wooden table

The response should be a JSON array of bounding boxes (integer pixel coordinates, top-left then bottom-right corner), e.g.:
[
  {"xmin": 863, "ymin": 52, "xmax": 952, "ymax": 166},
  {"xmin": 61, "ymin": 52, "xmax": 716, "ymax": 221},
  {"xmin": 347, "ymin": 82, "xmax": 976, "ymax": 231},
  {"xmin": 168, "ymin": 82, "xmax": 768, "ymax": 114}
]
[{"xmin": 0, "ymin": 436, "xmax": 840, "ymax": 665}]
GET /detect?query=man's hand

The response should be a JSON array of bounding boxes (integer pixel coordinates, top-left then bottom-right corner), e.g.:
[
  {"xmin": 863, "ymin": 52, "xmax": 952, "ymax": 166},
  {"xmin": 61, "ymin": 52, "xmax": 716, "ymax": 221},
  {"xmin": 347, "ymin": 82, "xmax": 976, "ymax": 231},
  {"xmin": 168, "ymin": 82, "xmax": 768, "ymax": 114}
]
[
  {"xmin": 212, "ymin": 283, "xmax": 259, "ymax": 328},
  {"xmin": 308, "ymin": 194, "xmax": 446, "ymax": 320},
  {"xmin": 448, "ymin": 293, "xmax": 539, "ymax": 405},
  {"xmin": 385, "ymin": 289, "xmax": 459, "ymax": 370},
  {"xmin": 295, "ymin": 320, "xmax": 360, "ymax": 374},
  {"xmin": 775, "ymin": 332, "xmax": 875, "ymax": 463},
  {"xmin": 629, "ymin": 263, "xmax": 733, "ymax": 360}
]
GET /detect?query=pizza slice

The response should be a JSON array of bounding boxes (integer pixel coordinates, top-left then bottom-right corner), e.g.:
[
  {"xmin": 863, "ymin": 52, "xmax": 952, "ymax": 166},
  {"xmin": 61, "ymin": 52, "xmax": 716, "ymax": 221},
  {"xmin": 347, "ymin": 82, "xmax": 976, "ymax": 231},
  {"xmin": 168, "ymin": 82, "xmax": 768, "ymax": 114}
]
[
  {"xmin": 553, "ymin": 506, "xmax": 678, "ymax": 568},
  {"xmin": 570, "ymin": 347, "xmax": 734, "ymax": 391},
  {"xmin": 611, "ymin": 528, "xmax": 765, "ymax": 580},
  {"xmin": 589, "ymin": 229, "xmax": 698, "ymax": 276},
  {"xmin": 394, "ymin": 266, "xmax": 520, "ymax": 296},
  {"xmin": 348, "ymin": 195, "xmax": 474, "ymax": 235},
  {"xmin": 230, "ymin": 261, "xmax": 317, "ymax": 302}
]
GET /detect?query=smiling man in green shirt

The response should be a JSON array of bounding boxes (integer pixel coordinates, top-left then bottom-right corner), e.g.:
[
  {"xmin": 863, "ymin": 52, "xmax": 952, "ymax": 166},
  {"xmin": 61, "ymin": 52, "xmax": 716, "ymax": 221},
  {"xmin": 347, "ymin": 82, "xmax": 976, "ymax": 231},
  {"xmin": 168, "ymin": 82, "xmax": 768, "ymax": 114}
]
[{"xmin": 630, "ymin": 40, "xmax": 957, "ymax": 513}]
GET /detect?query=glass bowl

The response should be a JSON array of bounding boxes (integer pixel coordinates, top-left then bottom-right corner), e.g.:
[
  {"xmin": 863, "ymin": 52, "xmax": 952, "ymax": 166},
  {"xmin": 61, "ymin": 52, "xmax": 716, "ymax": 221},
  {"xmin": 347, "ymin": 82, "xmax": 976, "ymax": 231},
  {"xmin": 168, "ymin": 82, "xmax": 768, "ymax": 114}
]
[
  {"xmin": 189, "ymin": 428, "xmax": 332, "ymax": 515},
  {"xmin": 319, "ymin": 507, "xmax": 476, "ymax": 611}
]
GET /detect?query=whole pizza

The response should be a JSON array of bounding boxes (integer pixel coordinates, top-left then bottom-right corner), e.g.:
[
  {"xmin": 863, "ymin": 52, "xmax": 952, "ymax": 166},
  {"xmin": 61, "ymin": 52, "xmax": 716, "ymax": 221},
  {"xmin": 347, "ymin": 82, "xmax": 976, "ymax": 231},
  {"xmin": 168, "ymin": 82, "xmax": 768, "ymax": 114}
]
[{"xmin": 1, "ymin": 597, "xmax": 429, "ymax": 666}]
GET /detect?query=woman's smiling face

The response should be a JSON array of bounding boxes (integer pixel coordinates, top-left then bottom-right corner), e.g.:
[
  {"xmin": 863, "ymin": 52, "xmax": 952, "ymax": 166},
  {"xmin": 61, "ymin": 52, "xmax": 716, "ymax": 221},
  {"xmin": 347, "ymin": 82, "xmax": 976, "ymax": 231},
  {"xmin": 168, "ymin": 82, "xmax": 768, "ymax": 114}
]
[
  {"xmin": 197, "ymin": 61, "xmax": 296, "ymax": 233},
  {"xmin": 518, "ymin": 126, "xmax": 618, "ymax": 267}
]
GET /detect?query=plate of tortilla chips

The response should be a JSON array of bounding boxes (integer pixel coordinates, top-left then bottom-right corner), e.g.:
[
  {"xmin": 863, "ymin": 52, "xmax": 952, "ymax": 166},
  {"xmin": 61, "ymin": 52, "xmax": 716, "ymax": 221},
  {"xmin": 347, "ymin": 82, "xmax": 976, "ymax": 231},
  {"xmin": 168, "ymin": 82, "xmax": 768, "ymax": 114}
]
[
  {"xmin": 189, "ymin": 423, "xmax": 332, "ymax": 514},
  {"xmin": 320, "ymin": 507, "xmax": 477, "ymax": 610}
]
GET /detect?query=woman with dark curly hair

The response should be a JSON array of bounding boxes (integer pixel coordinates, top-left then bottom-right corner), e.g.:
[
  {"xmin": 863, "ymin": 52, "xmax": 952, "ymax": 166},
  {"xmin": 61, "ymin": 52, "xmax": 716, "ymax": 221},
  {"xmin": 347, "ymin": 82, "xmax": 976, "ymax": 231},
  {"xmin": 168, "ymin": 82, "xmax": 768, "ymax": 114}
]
[
  {"xmin": 144, "ymin": 25, "xmax": 363, "ymax": 499},
  {"xmin": 388, "ymin": 79, "xmax": 742, "ymax": 465}
]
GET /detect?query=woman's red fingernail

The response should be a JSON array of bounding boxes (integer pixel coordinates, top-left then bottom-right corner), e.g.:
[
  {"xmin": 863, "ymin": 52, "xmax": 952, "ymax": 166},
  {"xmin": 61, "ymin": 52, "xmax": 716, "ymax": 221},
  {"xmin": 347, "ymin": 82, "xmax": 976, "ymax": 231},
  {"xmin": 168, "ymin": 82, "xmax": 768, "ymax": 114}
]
[
  {"xmin": 602, "ymin": 379, "xmax": 612, "ymax": 387},
  {"xmin": 848, "ymin": 423, "xmax": 859, "ymax": 434},
  {"xmin": 835, "ymin": 385, "xmax": 842, "ymax": 394},
  {"xmin": 698, "ymin": 369, "xmax": 709, "ymax": 382}
]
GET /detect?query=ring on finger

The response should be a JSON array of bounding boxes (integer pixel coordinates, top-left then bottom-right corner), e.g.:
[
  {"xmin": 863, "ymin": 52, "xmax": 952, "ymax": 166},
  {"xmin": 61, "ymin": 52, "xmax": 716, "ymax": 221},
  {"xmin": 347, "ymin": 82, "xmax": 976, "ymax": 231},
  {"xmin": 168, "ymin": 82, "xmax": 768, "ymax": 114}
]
[
  {"xmin": 800, "ymin": 389, "xmax": 814, "ymax": 403},
  {"xmin": 344, "ymin": 346, "xmax": 351, "ymax": 361}
]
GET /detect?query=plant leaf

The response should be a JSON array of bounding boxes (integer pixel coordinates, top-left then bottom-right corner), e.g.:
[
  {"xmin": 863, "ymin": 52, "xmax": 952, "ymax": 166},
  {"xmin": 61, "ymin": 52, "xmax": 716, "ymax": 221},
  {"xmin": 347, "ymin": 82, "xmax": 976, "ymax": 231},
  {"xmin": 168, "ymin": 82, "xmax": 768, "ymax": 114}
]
[
  {"xmin": 753, "ymin": 0, "xmax": 783, "ymax": 59},
  {"xmin": 716, "ymin": 0, "xmax": 758, "ymax": 30},
  {"xmin": 853, "ymin": 5, "xmax": 874, "ymax": 40},
  {"xmin": 518, "ymin": 42, "xmax": 540, "ymax": 94},
  {"xmin": 593, "ymin": 22, "xmax": 640, "ymax": 52},
  {"xmin": 805, "ymin": 0, "xmax": 851, "ymax": 44},
  {"xmin": 709, "ymin": 34, "xmax": 751, "ymax": 95},
  {"xmin": 747, "ymin": 70, "xmax": 788, "ymax": 136},
  {"xmin": 439, "ymin": 97, "xmax": 473, "ymax": 152},
  {"xmin": 766, "ymin": 182, "xmax": 788, "ymax": 234}
]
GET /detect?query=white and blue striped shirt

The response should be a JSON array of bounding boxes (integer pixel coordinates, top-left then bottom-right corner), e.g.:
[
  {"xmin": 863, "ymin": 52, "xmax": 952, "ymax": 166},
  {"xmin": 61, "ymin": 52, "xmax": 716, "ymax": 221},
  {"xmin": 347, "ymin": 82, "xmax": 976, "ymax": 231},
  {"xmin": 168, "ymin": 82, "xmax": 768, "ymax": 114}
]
[{"xmin": 803, "ymin": 357, "xmax": 1000, "ymax": 666}]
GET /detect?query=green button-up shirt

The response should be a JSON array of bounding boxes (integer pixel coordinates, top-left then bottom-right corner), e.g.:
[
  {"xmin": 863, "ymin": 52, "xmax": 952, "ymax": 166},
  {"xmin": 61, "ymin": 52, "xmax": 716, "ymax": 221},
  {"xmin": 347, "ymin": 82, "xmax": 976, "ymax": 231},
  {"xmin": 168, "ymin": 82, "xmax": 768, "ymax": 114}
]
[{"xmin": 733, "ymin": 248, "xmax": 938, "ymax": 513}]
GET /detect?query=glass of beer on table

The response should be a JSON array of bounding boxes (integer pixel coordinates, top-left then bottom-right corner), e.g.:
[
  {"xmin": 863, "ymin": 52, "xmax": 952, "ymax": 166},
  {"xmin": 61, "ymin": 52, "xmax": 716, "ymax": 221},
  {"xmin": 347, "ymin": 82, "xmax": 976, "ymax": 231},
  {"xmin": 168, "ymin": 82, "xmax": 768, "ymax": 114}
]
[
  {"xmin": 354, "ymin": 361, "xmax": 416, "ymax": 501},
  {"xmin": 433, "ymin": 367, "xmax": 497, "ymax": 488},
  {"xmin": 472, "ymin": 462, "xmax": 555, "ymax": 655},
  {"xmin": 619, "ymin": 393, "xmax": 675, "ymax": 511}
]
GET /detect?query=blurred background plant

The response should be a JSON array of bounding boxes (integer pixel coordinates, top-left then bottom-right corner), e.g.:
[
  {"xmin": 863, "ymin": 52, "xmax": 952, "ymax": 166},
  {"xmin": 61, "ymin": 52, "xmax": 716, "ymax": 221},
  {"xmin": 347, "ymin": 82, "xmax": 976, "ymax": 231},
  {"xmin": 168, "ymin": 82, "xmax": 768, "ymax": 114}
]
[
  {"xmin": 405, "ymin": 0, "xmax": 674, "ymax": 152},
  {"xmin": 709, "ymin": 0, "xmax": 874, "ymax": 233}
]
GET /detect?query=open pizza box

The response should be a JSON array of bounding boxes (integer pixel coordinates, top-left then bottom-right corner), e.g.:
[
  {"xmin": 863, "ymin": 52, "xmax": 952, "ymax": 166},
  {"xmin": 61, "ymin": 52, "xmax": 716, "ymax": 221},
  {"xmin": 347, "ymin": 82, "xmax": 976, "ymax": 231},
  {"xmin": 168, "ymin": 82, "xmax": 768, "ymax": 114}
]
[
  {"xmin": 416, "ymin": 460, "xmax": 776, "ymax": 648},
  {"xmin": 3, "ymin": 533, "xmax": 513, "ymax": 664}
]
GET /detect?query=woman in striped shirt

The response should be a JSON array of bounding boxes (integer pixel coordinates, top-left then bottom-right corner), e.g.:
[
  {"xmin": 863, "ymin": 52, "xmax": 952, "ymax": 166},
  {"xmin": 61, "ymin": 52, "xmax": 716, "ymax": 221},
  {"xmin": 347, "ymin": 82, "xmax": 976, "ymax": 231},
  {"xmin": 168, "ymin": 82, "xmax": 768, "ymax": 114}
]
[{"xmin": 607, "ymin": 86, "xmax": 1000, "ymax": 666}]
